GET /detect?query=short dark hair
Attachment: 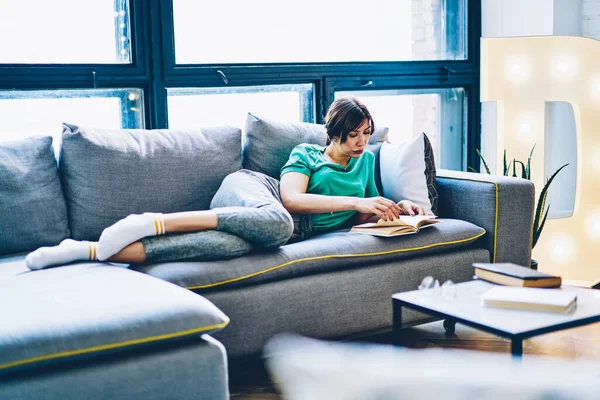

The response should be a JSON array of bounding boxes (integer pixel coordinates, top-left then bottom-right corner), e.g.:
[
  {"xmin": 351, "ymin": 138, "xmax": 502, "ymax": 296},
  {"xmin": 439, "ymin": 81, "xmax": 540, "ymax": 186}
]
[{"xmin": 324, "ymin": 97, "xmax": 374, "ymax": 144}]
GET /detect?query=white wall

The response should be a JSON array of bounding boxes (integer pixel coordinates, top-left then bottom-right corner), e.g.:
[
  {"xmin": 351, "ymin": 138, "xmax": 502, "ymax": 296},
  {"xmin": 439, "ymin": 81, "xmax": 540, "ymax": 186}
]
[
  {"xmin": 481, "ymin": 0, "xmax": 582, "ymax": 218},
  {"xmin": 481, "ymin": 0, "xmax": 553, "ymax": 174},
  {"xmin": 582, "ymin": 0, "xmax": 600, "ymax": 39}
]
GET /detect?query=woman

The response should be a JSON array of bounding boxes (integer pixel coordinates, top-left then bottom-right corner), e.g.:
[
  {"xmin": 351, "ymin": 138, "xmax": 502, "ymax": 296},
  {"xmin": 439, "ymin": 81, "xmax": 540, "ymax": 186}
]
[{"xmin": 25, "ymin": 97, "xmax": 423, "ymax": 271}]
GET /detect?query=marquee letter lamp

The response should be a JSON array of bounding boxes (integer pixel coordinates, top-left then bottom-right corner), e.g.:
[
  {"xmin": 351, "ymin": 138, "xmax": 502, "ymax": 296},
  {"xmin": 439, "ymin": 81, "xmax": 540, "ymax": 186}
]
[{"xmin": 481, "ymin": 36, "xmax": 600, "ymax": 279}]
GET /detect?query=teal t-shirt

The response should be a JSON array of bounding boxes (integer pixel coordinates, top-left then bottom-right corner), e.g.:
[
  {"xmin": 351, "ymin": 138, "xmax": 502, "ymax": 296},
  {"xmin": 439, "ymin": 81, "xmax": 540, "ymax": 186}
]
[{"xmin": 280, "ymin": 144, "xmax": 380, "ymax": 231}]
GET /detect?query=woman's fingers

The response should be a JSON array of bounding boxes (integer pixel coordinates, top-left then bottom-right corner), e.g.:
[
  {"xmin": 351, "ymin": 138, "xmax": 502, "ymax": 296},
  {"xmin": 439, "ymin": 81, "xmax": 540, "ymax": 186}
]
[
  {"xmin": 386, "ymin": 207, "xmax": 397, "ymax": 221},
  {"xmin": 379, "ymin": 197, "xmax": 401, "ymax": 217},
  {"xmin": 389, "ymin": 199, "xmax": 402, "ymax": 215},
  {"xmin": 373, "ymin": 198, "xmax": 402, "ymax": 221}
]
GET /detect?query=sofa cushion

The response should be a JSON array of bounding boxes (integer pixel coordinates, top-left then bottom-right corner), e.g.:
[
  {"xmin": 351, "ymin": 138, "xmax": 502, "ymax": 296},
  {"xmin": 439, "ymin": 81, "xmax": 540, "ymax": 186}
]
[
  {"xmin": 242, "ymin": 113, "xmax": 327, "ymax": 179},
  {"xmin": 0, "ymin": 136, "xmax": 70, "ymax": 255},
  {"xmin": 135, "ymin": 218, "xmax": 485, "ymax": 292},
  {"xmin": 243, "ymin": 113, "xmax": 391, "ymax": 180},
  {"xmin": 60, "ymin": 123, "xmax": 242, "ymax": 240},
  {"xmin": 380, "ymin": 133, "xmax": 438, "ymax": 215},
  {"xmin": 0, "ymin": 264, "xmax": 229, "ymax": 375}
]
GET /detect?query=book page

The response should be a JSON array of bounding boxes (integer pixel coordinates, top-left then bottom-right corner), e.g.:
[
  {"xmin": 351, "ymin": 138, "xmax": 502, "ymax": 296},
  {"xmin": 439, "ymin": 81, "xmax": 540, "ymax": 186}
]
[
  {"xmin": 350, "ymin": 224, "xmax": 417, "ymax": 236},
  {"xmin": 375, "ymin": 215, "xmax": 437, "ymax": 227}
]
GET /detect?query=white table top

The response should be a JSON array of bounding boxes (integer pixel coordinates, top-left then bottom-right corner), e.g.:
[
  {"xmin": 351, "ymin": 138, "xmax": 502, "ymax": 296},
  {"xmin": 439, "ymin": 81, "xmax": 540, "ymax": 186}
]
[{"xmin": 393, "ymin": 280, "xmax": 600, "ymax": 337}]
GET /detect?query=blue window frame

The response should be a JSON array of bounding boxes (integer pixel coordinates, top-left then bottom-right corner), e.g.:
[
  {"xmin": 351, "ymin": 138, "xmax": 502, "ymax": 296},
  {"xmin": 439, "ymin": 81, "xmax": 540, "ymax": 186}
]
[{"xmin": 0, "ymin": 0, "xmax": 482, "ymax": 170}]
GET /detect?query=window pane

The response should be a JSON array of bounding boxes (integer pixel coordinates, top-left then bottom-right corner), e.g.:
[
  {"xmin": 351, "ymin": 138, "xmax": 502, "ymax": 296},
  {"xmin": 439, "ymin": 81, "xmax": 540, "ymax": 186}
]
[
  {"xmin": 336, "ymin": 88, "xmax": 466, "ymax": 170},
  {"xmin": 173, "ymin": 0, "xmax": 466, "ymax": 64},
  {"xmin": 167, "ymin": 84, "xmax": 314, "ymax": 129},
  {"xmin": 0, "ymin": 89, "xmax": 143, "ymax": 154},
  {"xmin": 0, "ymin": 0, "xmax": 131, "ymax": 63}
]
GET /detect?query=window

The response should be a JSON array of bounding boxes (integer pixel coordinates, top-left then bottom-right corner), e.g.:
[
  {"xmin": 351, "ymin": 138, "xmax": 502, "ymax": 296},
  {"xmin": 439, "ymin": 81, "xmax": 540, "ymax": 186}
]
[
  {"xmin": 0, "ymin": 0, "xmax": 480, "ymax": 171},
  {"xmin": 173, "ymin": 0, "xmax": 467, "ymax": 64},
  {"xmin": 168, "ymin": 84, "xmax": 314, "ymax": 128},
  {"xmin": 0, "ymin": 89, "xmax": 143, "ymax": 153},
  {"xmin": 336, "ymin": 88, "xmax": 466, "ymax": 170},
  {"xmin": 0, "ymin": 0, "xmax": 131, "ymax": 64}
]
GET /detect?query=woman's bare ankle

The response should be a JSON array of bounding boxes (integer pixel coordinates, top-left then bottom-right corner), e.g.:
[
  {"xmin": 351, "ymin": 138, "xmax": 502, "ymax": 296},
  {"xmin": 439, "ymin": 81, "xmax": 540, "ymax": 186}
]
[{"xmin": 108, "ymin": 242, "xmax": 147, "ymax": 264}]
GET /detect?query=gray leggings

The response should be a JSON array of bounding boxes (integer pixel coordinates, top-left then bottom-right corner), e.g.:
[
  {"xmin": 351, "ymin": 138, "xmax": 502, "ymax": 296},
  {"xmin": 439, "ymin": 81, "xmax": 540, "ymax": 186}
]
[{"xmin": 141, "ymin": 170, "xmax": 312, "ymax": 263}]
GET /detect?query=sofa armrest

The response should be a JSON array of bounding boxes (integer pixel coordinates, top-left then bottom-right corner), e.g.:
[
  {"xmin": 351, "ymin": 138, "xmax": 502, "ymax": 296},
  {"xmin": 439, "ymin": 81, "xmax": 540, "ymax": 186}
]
[{"xmin": 436, "ymin": 169, "xmax": 535, "ymax": 266}]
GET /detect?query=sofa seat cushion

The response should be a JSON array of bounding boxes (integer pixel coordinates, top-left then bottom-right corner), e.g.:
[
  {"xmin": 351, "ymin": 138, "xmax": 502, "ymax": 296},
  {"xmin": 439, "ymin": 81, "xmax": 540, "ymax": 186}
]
[
  {"xmin": 135, "ymin": 218, "xmax": 485, "ymax": 293},
  {"xmin": 0, "ymin": 264, "xmax": 229, "ymax": 375}
]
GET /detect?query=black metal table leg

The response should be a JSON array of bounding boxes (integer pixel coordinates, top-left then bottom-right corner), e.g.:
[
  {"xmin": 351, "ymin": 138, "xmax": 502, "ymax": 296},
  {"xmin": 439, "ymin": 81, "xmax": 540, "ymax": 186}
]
[
  {"xmin": 443, "ymin": 318, "xmax": 456, "ymax": 334},
  {"xmin": 511, "ymin": 339, "xmax": 523, "ymax": 356},
  {"xmin": 392, "ymin": 300, "xmax": 403, "ymax": 345}
]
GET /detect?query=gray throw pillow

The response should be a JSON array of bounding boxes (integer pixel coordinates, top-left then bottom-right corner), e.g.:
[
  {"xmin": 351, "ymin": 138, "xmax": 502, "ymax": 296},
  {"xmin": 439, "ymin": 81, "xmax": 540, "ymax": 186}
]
[
  {"xmin": 0, "ymin": 136, "xmax": 70, "ymax": 255},
  {"xmin": 242, "ymin": 113, "xmax": 328, "ymax": 179},
  {"xmin": 60, "ymin": 123, "xmax": 242, "ymax": 241},
  {"xmin": 242, "ymin": 113, "xmax": 389, "ymax": 180},
  {"xmin": 366, "ymin": 126, "xmax": 390, "ymax": 195}
]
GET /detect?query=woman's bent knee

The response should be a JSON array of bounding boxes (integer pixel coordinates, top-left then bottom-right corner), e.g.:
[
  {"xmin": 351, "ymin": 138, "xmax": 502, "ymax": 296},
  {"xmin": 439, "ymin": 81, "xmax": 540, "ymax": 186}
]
[{"xmin": 261, "ymin": 208, "xmax": 294, "ymax": 248}]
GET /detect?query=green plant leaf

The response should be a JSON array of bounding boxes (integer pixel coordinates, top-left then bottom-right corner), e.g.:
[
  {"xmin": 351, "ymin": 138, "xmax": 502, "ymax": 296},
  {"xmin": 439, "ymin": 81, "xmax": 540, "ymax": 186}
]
[
  {"xmin": 512, "ymin": 159, "xmax": 517, "ymax": 177},
  {"xmin": 531, "ymin": 163, "xmax": 569, "ymax": 249},
  {"xmin": 467, "ymin": 166, "xmax": 477, "ymax": 173},
  {"xmin": 528, "ymin": 144, "xmax": 536, "ymax": 160},
  {"xmin": 503, "ymin": 150, "xmax": 508, "ymax": 176},
  {"xmin": 533, "ymin": 204, "xmax": 550, "ymax": 248},
  {"xmin": 476, "ymin": 149, "xmax": 491, "ymax": 174},
  {"xmin": 525, "ymin": 144, "xmax": 536, "ymax": 181},
  {"xmin": 514, "ymin": 160, "xmax": 527, "ymax": 179}
]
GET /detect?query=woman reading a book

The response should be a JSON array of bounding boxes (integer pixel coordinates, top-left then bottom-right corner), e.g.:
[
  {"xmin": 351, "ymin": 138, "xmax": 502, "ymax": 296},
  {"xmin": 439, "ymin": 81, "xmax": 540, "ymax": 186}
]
[{"xmin": 25, "ymin": 97, "xmax": 424, "ymax": 270}]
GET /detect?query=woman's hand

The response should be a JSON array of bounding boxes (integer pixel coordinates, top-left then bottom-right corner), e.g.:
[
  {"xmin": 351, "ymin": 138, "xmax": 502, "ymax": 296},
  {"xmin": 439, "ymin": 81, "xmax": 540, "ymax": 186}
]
[
  {"xmin": 355, "ymin": 197, "xmax": 402, "ymax": 221},
  {"xmin": 397, "ymin": 200, "xmax": 425, "ymax": 216}
]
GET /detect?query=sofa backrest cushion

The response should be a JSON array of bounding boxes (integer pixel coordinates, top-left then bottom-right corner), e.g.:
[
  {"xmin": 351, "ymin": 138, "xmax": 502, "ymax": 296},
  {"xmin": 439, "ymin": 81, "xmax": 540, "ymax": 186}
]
[
  {"xmin": 60, "ymin": 123, "xmax": 242, "ymax": 240},
  {"xmin": 0, "ymin": 136, "xmax": 70, "ymax": 255},
  {"xmin": 242, "ymin": 113, "xmax": 328, "ymax": 179},
  {"xmin": 242, "ymin": 113, "xmax": 390, "ymax": 181},
  {"xmin": 380, "ymin": 133, "xmax": 438, "ymax": 215}
]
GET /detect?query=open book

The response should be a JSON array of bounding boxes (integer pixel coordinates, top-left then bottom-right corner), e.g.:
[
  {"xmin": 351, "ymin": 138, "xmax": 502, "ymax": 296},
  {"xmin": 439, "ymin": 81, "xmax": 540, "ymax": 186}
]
[{"xmin": 350, "ymin": 215, "xmax": 439, "ymax": 237}]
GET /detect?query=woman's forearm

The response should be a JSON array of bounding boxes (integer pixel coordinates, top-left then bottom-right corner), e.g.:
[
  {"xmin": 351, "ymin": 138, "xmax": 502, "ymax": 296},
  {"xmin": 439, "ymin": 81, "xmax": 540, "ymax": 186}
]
[{"xmin": 282, "ymin": 193, "xmax": 358, "ymax": 215}]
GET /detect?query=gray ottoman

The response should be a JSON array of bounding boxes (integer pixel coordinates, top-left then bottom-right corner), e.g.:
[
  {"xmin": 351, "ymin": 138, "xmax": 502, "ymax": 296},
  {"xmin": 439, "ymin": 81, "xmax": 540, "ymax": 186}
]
[{"xmin": 0, "ymin": 259, "xmax": 230, "ymax": 400}]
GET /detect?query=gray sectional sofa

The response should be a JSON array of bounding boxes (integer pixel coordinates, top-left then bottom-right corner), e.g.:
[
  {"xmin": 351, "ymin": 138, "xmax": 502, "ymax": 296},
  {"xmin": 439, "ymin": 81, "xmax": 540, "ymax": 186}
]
[{"xmin": 0, "ymin": 113, "xmax": 535, "ymax": 399}]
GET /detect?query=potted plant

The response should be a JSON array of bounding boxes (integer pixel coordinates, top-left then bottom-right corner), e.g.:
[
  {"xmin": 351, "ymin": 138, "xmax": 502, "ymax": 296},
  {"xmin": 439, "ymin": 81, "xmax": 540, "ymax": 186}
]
[{"xmin": 469, "ymin": 146, "xmax": 568, "ymax": 270}]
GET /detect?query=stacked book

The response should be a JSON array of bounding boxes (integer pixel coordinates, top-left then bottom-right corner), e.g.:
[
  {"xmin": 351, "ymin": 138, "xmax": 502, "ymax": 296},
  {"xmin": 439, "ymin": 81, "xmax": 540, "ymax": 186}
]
[
  {"xmin": 473, "ymin": 263, "xmax": 562, "ymax": 288},
  {"xmin": 474, "ymin": 263, "xmax": 577, "ymax": 313}
]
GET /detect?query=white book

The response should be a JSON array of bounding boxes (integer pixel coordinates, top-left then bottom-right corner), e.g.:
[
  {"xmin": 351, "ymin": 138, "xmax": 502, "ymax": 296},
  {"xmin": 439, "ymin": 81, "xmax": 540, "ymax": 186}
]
[{"xmin": 481, "ymin": 286, "xmax": 577, "ymax": 313}]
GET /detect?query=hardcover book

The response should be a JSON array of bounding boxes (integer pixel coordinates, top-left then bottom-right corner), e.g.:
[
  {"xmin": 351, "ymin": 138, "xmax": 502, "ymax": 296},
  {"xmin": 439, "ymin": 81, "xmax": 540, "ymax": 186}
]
[
  {"xmin": 473, "ymin": 262, "xmax": 562, "ymax": 288},
  {"xmin": 350, "ymin": 215, "xmax": 439, "ymax": 237}
]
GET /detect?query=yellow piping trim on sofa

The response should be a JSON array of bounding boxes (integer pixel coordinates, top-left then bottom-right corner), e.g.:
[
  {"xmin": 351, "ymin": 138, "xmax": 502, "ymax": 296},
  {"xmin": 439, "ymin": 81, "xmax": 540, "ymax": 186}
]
[
  {"xmin": 0, "ymin": 321, "xmax": 229, "ymax": 372},
  {"xmin": 186, "ymin": 231, "xmax": 486, "ymax": 291},
  {"xmin": 437, "ymin": 175, "xmax": 499, "ymax": 263}
]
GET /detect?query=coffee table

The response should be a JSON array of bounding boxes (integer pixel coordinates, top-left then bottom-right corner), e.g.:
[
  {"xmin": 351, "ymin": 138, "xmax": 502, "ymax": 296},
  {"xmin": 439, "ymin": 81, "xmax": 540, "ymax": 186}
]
[{"xmin": 392, "ymin": 280, "xmax": 600, "ymax": 356}]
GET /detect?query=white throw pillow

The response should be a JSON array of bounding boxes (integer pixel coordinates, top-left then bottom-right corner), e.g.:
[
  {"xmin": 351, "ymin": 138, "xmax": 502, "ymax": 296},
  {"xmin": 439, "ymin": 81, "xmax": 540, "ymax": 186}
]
[{"xmin": 380, "ymin": 133, "xmax": 435, "ymax": 215}]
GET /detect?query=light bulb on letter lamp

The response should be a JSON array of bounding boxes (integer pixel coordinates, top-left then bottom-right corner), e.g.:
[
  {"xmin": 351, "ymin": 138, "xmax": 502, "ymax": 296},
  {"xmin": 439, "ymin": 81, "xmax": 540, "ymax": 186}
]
[{"xmin": 481, "ymin": 36, "xmax": 600, "ymax": 279}]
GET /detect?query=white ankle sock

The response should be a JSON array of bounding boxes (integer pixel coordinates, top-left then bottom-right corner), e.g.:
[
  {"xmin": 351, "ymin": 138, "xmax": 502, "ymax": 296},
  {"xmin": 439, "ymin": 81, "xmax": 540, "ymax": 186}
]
[
  {"xmin": 25, "ymin": 239, "xmax": 97, "ymax": 271},
  {"xmin": 97, "ymin": 213, "xmax": 165, "ymax": 261}
]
